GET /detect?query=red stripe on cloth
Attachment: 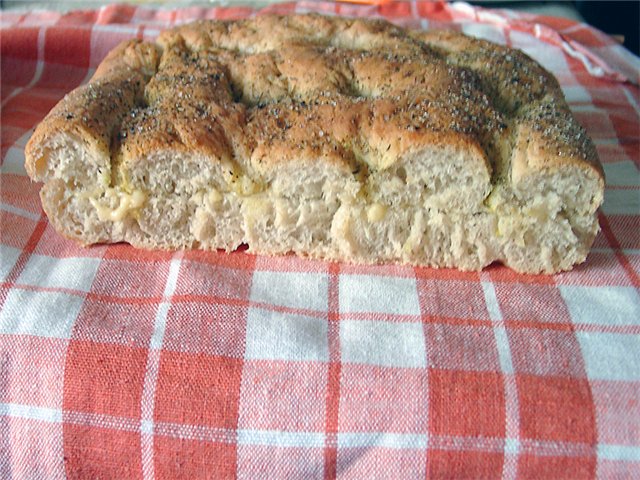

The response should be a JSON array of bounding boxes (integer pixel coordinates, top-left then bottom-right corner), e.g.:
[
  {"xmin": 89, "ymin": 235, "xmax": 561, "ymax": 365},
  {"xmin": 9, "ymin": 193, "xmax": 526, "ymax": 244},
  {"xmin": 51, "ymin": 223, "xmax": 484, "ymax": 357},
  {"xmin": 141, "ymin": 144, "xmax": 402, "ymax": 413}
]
[
  {"xmin": 181, "ymin": 249, "xmax": 257, "ymax": 271},
  {"xmin": 323, "ymin": 262, "xmax": 341, "ymax": 480},
  {"xmin": 152, "ymin": 351, "xmax": 243, "ymax": 475},
  {"xmin": 487, "ymin": 264, "xmax": 556, "ymax": 285},
  {"xmin": 378, "ymin": 1, "xmax": 413, "ymax": 19},
  {"xmin": 416, "ymin": 0, "xmax": 453, "ymax": 21},
  {"xmin": 43, "ymin": 26, "xmax": 91, "ymax": 67},
  {"xmin": 505, "ymin": 319, "xmax": 640, "ymax": 335},
  {"xmin": 54, "ymin": 9, "xmax": 99, "ymax": 26},
  {"xmin": 259, "ymin": 2, "xmax": 299, "ymax": 15},
  {"xmin": 2, "ymin": 91, "xmax": 61, "ymax": 119},
  {"xmin": 204, "ymin": 6, "xmax": 255, "ymax": 20},
  {"xmin": 1, "ymin": 57, "xmax": 38, "ymax": 92},
  {"xmin": 0, "ymin": 27, "xmax": 39, "ymax": 61},
  {"xmin": 84, "ymin": 292, "xmax": 163, "ymax": 305}
]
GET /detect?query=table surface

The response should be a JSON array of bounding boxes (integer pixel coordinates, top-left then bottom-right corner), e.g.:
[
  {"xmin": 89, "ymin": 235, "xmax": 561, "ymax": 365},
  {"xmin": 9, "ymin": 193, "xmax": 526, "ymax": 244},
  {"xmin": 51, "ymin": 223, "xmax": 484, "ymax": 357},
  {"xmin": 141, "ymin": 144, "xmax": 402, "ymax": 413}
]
[{"xmin": 1, "ymin": 1, "xmax": 639, "ymax": 478}]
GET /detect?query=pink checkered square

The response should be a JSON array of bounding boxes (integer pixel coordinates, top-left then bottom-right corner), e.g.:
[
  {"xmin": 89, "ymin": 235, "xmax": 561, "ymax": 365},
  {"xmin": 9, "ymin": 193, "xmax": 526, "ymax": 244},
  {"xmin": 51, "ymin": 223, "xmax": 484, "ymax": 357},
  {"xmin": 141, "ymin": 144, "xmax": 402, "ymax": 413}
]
[
  {"xmin": 340, "ymin": 319, "xmax": 425, "ymax": 368},
  {"xmin": 5, "ymin": 416, "xmax": 65, "ymax": 479},
  {"xmin": 0, "ymin": 209, "xmax": 36, "ymax": 246},
  {"xmin": 0, "ymin": 175, "xmax": 42, "ymax": 215},
  {"xmin": 250, "ymin": 269, "xmax": 329, "ymax": 312},
  {"xmin": 0, "ymin": 245, "xmax": 21, "ymax": 281},
  {"xmin": 494, "ymin": 283, "xmax": 572, "ymax": 324},
  {"xmin": 562, "ymin": 286, "xmax": 640, "ymax": 327},
  {"xmin": 338, "ymin": 364, "xmax": 428, "ymax": 433},
  {"xmin": 424, "ymin": 322, "xmax": 500, "ymax": 371},
  {"xmin": 44, "ymin": 26, "xmax": 91, "ymax": 67},
  {"xmin": 591, "ymin": 380, "xmax": 640, "ymax": 446},
  {"xmin": 0, "ymin": 335, "xmax": 67, "ymax": 407},
  {"xmin": 628, "ymin": 253, "xmax": 640, "ymax": 278},
  {"xmin": 73, "ymin": 297, "xmax": 158, "ymax": 347},
  {"xmin": 244, "ymin": 308, "xmax": 329, "ymax": 362},
  {"xmin": 339, "ymin": 274, "xmax": 420, "ymax": 316},
  {"xmin": 574, "ymin": 110, "xmax": 617, "ymax": 142},
  {"xmin": 578, "ymin": 332, "xmax": 640, "ymax": 381},
  {"xmin": 555, "ymin": 251, "xmax": 635, "ymax": 286},
  {"xmin": 238, "ymin": 445, "xmax": 324, "ymax": 479},
  {"xmin": 89, "ymin": 26, "xmax": 139, "ymax": 68},
  {"xmin": 337, "ymin": 447, "xmax": 426, "ymax": 480},
  {"xmin": 603, "ymin": 216, "xmax": 640, "ymax": 250},
  {"xmin": 174, "ymin": 257, "xmax": 254, "ymax": 301},
  {"xmin": 417, "ymin": 278, "xmax": 490, "ymax": 320},
  {"xmin": 37, "ymin": 63, "xmax": 89, "ymax": 91},
  {"xmin": 507, "ymin": 328, "xmax": 587, "ymax": 377},
  {"xmin": 90, "ymin": 258, "xmax": 171, "ymax": 299},
  {"xmin": 597, "ymin": 459, "xmax": 640, "ymax": 479},
  {"xmin": 162, "ymin": 301, "xmax": 248, "ymax": 357},
  {"xmin": 238, "ymin": 360, "xmax": 327, "ymax": 431},
  {"xmin": 254, "ymin": 254, "xmax": 328, "ymax": 273}
]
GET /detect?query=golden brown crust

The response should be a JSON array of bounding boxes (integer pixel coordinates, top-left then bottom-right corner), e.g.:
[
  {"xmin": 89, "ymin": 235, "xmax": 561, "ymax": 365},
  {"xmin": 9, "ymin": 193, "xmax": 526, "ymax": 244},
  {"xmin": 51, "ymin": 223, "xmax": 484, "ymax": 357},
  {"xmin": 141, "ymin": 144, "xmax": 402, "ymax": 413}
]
[
  {"xmin": 26, "ymin": 14, "xmax": 603, "ymax": 190},
  {"xmin": 25, "ymin": 40, "xmax": 158, "ymax": 181}
]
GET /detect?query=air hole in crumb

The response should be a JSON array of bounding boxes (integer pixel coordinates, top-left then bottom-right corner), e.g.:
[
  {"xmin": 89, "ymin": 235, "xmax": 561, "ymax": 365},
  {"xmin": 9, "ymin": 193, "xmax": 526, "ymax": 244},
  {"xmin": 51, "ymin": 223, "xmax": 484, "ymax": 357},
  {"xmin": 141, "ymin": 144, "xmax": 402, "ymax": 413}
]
[
  {"xmin": 396, "ymin": 167, "xmax": 407, "ymax": 183},
  {"xmin": 230, "ymin": 81, "xmax": 244, "ymax": 104}
]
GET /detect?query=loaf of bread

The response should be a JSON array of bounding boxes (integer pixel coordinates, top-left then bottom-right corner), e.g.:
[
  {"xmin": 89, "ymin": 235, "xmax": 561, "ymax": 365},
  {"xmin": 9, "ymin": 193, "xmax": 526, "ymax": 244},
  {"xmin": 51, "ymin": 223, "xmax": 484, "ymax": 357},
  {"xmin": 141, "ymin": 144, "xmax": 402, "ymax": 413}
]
[{"xmin": 25, "ymin": 14, "xmax": 604, "ymax": 273}]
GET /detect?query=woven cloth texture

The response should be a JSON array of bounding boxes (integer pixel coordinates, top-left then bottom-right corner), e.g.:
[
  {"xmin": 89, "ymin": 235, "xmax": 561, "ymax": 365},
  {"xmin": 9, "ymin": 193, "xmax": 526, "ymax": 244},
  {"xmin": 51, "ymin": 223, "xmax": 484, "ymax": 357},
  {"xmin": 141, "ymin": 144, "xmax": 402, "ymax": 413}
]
[{"xmin": 1, "ymin": 1, "xmax": 639, "ymax": 478}]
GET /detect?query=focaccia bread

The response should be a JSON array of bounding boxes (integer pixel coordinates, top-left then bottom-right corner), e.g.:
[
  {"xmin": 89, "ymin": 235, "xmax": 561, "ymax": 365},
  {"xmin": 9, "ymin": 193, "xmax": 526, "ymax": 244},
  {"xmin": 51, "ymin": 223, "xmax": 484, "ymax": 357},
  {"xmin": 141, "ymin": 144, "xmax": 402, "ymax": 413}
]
[{"xmin": 25, "ymin": 14, "xmax": 604, "ymax": 273}]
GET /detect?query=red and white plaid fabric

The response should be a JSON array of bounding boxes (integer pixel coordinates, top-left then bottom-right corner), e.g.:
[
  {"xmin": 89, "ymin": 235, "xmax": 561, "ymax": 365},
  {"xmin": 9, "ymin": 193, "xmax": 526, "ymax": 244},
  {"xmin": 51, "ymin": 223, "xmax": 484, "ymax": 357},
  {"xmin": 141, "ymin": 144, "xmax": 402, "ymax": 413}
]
[{"xmin": 1, "ymin": 1, "xmax": 639, "ymax": 478}]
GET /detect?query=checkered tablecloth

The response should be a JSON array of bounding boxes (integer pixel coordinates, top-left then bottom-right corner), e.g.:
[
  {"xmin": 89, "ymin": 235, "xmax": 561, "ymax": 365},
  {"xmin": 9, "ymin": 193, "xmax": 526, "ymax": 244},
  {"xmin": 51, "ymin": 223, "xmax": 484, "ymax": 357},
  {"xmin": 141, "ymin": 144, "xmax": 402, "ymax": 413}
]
[{"xmin": 1, "ymin": 1, "xmax": 639, "ymax": 478}]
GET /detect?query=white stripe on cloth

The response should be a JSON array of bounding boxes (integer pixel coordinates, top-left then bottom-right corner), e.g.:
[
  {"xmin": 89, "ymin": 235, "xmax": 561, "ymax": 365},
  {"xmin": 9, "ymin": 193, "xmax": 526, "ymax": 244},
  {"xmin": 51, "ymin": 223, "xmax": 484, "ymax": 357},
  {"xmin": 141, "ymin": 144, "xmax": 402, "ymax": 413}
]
[
  {"xmin": 140, "ymin": 254, "xmax": 182, "ymax": 480},
  {"xmin": 482, "ymin": 279, "xmax": 520, "ymax": 480},
  {"xmin": 597, "ymin": 443, "xmax": 640, "ymax": 462},
  {"xmin": 622, "ymin": 87, "xmax": 640, "ymax": 115},
  {"xmin": 338, "ymin": 432, "xmax": 428, "ymax": 450},
  {"xmin": 0, "ymin": 203, "xmax": 41, "ymax": 222}
]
